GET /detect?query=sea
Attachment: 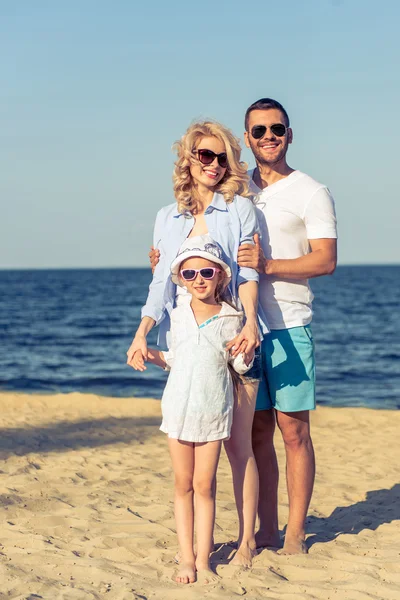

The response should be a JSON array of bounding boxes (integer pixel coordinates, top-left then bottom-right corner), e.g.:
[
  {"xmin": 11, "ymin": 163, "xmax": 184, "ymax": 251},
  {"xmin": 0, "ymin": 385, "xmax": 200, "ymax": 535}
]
[{"xmin": 0, "ymin": 266, "xmax": 399, "ymax": 409}]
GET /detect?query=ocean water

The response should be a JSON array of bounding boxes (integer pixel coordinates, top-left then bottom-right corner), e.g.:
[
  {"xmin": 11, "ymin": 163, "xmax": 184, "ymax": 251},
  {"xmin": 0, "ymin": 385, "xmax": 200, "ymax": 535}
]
[{"xmin": 0, "ymin": 266, "xmax": 399, "ymax": 409}]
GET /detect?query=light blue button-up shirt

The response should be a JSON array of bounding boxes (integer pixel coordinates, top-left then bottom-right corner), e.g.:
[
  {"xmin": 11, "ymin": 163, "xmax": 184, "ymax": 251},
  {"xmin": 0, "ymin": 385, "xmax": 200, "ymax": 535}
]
[{"xmin": 141, "ymin": 192, "xmax": 269, "ymax": 348}]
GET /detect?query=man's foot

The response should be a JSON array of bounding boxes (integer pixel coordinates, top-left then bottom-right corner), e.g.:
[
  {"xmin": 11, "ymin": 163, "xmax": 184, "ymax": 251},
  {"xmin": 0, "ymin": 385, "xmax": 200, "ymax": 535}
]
[
  {"xmin": 278, "ymin": 534, "xmax": 308, "ymax": 555},
  {"xmin": 229, "ymin": 542, "xmax": 257, "ymax": 568},
  {"xmin": 175, "ymin": 561, "xmax": 196, "ymax": 584},
  {"xmin": 255, "ymin": 529, "xmax": 281, "ymax": 550},
  {"xmin": 195, "ymin": 562, "xmax": 220, "ymax": 584}
]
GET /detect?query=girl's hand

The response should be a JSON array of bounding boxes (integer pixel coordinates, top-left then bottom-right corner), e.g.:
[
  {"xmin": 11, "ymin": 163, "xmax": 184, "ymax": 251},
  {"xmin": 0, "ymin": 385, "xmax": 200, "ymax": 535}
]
[
  {"xmin": 226, "ymin": 321, "xmax": 260, "ymax": 358},
  {"xmin": 149, "ymin": 246, "xmax": 160, "ymax": 274},
  {"xmin": 127, "ymin": 335, "xmax": 148, "ymax": 370},
  {"xmin": 131, "ymin": 350, "xmax": 147, "ymax": 371},
  {"xmin": 244, "ymin": 349, "xmax": 255, "ymax": 367}
]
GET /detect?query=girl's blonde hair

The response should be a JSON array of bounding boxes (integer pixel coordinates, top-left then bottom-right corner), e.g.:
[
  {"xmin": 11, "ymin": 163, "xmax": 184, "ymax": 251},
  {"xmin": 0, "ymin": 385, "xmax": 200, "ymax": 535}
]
[{"xmin": 173, "ymin": 120, "xmax": 252, "ymax": 214}]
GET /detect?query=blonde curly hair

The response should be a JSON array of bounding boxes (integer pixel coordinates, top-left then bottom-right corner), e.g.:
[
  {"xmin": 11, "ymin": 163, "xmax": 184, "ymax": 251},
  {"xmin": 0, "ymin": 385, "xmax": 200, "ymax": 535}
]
[{"xmin": 172, "ymin": 120, "xmax": 251, "ymax": 214}]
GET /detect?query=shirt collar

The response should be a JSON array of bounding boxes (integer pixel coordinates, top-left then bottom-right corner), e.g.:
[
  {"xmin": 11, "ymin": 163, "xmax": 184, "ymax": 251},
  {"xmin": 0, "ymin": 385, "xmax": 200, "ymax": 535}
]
[
  {"xmin": 173, "ymin": 207, "xmax": 191, "ymax": 219},
  {"xmin": 172, "ymin": 193, "xmax": 228, "ymax": 218},
  {"xmin": 206, "ymin": 192, "xmax": 228, "ymax": 213}
]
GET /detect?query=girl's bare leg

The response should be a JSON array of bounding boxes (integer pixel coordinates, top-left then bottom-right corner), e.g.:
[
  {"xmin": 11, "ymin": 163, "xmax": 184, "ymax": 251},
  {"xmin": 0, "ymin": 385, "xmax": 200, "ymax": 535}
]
[
  {"xmin": 173, "ymin": 476, "xmax": 216, "ymax": 564},
  {"xmin": 168, "ymin": 439, "xmax": 196, "ymax": 584},
  {"xmin": 193, "ymin": 440, "xmax": 222, "ymax": 584},
  {"xmin": 224, "ymin": 381, "xmax": 259, "ymax": 567}
]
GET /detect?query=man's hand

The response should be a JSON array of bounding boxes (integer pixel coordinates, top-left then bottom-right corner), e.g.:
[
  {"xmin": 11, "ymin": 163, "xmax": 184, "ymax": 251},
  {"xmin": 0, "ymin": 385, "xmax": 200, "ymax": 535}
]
[
  {"xmin": 237, "ymin": 233, "xmax": 268, "ymax": 274},
  {"xmin": 226, "ymin": 320, "xmax": 260, "ymax": 358},
  {"xmin": 149, "ymin": 246, "xmax": 160, "ymax": 274}
]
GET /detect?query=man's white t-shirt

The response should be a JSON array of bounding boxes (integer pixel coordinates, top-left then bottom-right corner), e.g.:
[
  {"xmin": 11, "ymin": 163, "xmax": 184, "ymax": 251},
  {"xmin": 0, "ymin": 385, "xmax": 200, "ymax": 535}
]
[{"xmin": 249, "ymin": 169, "xmax": 338, "ymax": 330}]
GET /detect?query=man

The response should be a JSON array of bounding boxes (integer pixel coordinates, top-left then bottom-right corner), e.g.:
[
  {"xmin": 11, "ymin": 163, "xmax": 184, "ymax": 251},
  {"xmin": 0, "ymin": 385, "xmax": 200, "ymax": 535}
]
[{"xmin": 238, "ymin": 98, "xmax": 337, "ymax": 554}]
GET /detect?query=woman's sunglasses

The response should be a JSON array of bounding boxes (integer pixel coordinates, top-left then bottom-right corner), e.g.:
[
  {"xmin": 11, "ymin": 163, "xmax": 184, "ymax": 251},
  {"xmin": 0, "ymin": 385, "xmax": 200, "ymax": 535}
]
[
  {"xmin": 251, "ymin": 124, "xmax": 287, "ymax": 139},
  {"xmin": 180, "ymin": 267, "xmax": 221, "ymax": 281},
  {"xmin": 196, "ymin": 149, "xmax": 228, "ymax": 169}
]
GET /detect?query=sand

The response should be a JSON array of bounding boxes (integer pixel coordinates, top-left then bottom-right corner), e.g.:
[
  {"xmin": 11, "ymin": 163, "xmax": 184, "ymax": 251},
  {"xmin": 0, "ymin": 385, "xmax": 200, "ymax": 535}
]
[{"xmin": 0, "ymin": 392, "xmax": 399, "ymax": 600}]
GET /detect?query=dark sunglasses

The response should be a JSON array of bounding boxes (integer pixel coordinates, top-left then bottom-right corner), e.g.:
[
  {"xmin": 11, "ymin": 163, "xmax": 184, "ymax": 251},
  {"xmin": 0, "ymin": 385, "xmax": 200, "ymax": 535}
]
[
  {"xmin": 251, "ymin": 124, "xmax": 287, "ymax": 139},
  {"xmin": 196, "ymin": 148, "xmax": 228, "ymax": 169},
  {"xmin": 180, "ymin": 267, "xmax": 221, "ymax": 281}
]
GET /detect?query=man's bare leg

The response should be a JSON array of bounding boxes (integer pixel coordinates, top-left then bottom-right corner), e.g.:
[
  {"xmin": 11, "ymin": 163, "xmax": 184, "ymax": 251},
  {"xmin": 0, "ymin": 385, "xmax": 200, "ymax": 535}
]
[
  {"xmin": 275, "ymin": 410, "xmax": 315, "ymax": 554},
  {"xmin": 252, "ymin": 409, "xmax": 281, "ymax": 548}
]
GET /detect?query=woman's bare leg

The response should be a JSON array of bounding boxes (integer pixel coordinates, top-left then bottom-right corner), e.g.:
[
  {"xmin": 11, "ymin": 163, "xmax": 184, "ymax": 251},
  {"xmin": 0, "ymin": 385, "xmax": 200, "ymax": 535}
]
[
  {"xmin": 224, "ymin": 381, "xmax": 259, "ymax": 567},
  {"xmin": 193, "ymin": 440, "xmax": 222, "ymax": 584},
  {"xmin": 168, "ymin": 439, "xmax": 196, "ymax": 584}
]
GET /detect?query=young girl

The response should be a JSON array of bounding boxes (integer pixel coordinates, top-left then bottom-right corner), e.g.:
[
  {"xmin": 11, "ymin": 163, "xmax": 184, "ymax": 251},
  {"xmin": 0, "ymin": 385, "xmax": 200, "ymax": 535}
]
[{"xmin": 131, "ymin": 236, "xmax": 254, "ymax": 585}]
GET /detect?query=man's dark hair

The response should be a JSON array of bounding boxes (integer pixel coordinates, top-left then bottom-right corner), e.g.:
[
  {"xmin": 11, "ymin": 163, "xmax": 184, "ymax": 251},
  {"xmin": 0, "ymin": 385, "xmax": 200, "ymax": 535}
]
[{"xmin": 244, "ymin": 98, "xmax": 290, "ymax": 131}]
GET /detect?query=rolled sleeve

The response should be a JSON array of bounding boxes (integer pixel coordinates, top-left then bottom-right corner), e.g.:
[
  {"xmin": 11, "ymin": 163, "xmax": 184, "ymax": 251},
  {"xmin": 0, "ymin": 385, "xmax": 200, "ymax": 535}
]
[
  {"xmin": 304, "ymin": 187, "xmax": 338, "ymax": 240},
  {"xmin": 162, "ymin": 308, "xmax": 178, "ymax": 368},
  {"xmin": 162, "ymin": 349, "xmax": 174, "ymax": 370},
  {"xmin": 230, "ymin": 352, "xmax": 254, "ymax": 375},
  {"xmin": 140, "ymin": 260, "xmax": 166, "ymax": 325},
  {"xmin": 237, "ymin": 265, "xmax": 259, "ymax": 286},
  {"xmin": 140, "ymin": 209, "xmax": 168, "ymax": 326},
  {"xmin": 236, "ymin": 197, "xmax": 260, "ymax": 286}
]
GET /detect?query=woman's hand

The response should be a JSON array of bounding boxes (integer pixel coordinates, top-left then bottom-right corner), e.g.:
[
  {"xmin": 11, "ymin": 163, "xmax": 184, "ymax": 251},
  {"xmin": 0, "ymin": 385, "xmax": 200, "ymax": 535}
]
[
  {"xmin": 127, "ymin": 335, "xmax": 148, "ymax": 371},
  {"xmin": 226, "ymin": 320, "xmax": 260, "ymax": 359},
  {"xmin": 149, "ymin": 246, "xmax": 160, "ymax": 274}
]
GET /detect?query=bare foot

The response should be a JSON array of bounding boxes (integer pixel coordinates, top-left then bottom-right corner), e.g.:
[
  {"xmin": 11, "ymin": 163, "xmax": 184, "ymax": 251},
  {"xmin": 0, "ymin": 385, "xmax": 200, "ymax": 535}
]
[
  {"xmin": 175, "ymin": 561, "xmax": 196, "ymax": 584},
  {"xmin": 229, "ymin": 542, "xmax": 257, "ymax": 568},
  {"xmin": 196, "ymin": 563, "xmax": 220, "ymax": 584},
  {"xmin": 255, "ymin": 529, "xmax": 281, "ymax": 550},
  {"xmin": 278, "ymin": 535, "xmax": 308, "ymax": 555}
]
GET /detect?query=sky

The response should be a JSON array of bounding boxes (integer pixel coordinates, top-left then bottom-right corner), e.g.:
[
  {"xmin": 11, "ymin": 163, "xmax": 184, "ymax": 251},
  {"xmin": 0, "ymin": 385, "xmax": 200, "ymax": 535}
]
[{"xmin": 1, "ymin": 0, "xmax": 399, "ymax": 268}]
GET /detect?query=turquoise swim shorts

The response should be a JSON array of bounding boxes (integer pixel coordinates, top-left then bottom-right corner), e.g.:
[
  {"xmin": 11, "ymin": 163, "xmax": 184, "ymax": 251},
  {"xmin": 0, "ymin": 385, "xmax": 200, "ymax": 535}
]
[{"xmin": 255, "ymin": 325, "xmax": 316, "ymax": 413}]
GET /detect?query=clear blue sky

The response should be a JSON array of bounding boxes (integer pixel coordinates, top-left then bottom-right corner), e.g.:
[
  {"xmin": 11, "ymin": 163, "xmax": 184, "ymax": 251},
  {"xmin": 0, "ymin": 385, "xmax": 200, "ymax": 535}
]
[{"xmin": 1, "ymin": 0, "xmax": 399, "ymax": 268}]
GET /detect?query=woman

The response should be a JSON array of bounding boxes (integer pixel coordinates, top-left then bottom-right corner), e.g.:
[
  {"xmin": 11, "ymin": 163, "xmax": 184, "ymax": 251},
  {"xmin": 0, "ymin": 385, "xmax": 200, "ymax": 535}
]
[{"xmin": 127, "ymin": 121, "xmax": 269, "ymax": 568}]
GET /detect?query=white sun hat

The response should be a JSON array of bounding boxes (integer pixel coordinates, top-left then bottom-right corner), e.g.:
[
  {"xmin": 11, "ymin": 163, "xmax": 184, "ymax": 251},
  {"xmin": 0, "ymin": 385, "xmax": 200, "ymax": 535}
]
[{"xmin": 170, "ymin": 234, "xmax": 232, "ymax": 287}]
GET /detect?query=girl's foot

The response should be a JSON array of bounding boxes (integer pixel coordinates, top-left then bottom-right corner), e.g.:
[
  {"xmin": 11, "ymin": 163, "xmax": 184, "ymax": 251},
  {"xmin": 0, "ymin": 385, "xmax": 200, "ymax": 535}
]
[
  {"xmin": 175, "ymin": 561, "xmax": 196, "ymax": 584},
  {"xmin": 195, "ymin": 561, "xmax": 220, "ymax": 584},
  {"xmin": 229, "ymin": 541, "xmax": 257, "ymax": 568}
]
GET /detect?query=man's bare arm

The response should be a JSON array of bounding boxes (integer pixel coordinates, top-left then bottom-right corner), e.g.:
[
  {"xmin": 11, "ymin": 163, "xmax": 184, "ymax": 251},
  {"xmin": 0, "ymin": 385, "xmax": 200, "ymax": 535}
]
[{"xmin": 237, "ymin": 234, "xmax": 337, "ymax": 279}]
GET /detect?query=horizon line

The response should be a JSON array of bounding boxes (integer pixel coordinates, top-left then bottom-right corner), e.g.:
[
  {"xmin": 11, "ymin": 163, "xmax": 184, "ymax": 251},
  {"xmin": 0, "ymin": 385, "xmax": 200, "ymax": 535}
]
[{"xmin": 1, "ymin": 263, "xmax": 400, "ymax": 271}]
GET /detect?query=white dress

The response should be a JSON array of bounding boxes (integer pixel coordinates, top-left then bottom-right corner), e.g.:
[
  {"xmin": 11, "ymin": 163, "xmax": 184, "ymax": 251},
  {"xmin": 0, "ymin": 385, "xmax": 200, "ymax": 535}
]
[{"xmin": 160, "ymin": 302, "xmax": 253, "ymax": 443}]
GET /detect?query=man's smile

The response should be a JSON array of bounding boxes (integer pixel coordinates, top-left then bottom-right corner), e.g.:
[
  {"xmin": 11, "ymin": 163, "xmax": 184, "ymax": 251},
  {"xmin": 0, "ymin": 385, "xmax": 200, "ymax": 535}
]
[{"xmin": 260, "ymin": 142, "xmax": 279, "ymax": 150}]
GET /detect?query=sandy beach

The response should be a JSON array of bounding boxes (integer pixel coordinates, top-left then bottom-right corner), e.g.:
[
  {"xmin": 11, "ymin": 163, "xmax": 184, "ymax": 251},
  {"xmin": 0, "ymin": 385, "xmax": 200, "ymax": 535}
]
[{"xmin": 0, "ymin": 392, "xmax": 399, "ymax": 600}]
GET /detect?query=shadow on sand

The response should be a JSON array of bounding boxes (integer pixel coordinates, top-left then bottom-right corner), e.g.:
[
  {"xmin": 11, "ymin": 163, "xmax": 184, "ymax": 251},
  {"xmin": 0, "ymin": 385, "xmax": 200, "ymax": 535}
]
[
  {"xmin": 304, "ymin": 483, "xmax": 400, "ymax": 548},
  {"xmin": 0, "ymin": 415, "xmax": 161, "ymax": 458}
]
